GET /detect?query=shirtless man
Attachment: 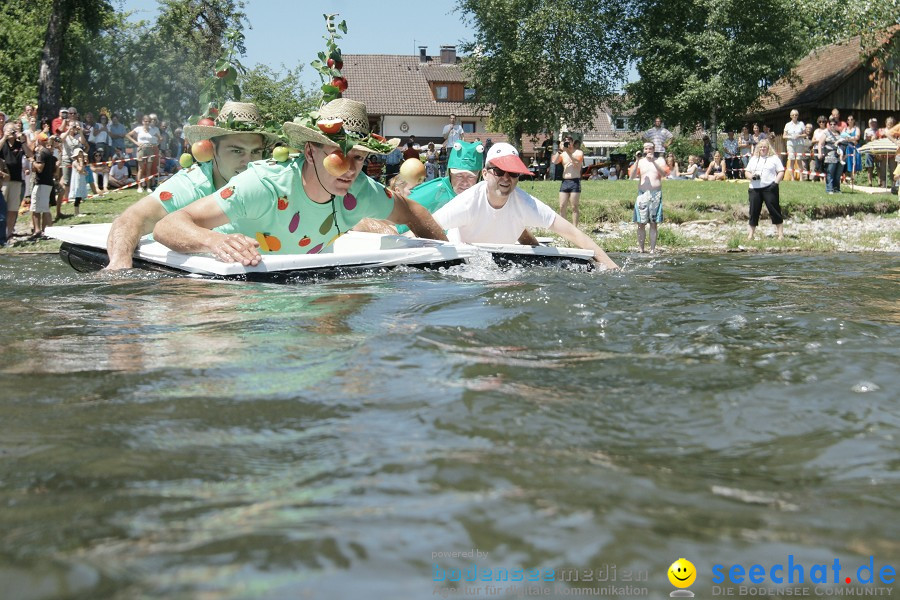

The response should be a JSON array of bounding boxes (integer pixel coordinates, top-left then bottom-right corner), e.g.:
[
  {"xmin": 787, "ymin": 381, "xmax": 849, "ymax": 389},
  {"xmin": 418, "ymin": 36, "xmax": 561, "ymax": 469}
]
[
  {"xmin": 552, "ymin": 136, "xmax": 584, "ymax": 227},
  {"xmin": 629, "ymin": 142, "xmax": 668, "ymax": 253}
]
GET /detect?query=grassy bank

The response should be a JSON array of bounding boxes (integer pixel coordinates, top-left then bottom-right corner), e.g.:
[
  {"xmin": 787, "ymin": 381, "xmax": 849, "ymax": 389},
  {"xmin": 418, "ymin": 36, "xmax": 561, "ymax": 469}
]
[{"xmin": 3, "ymin": 178, "xmax": 898, "ymax": 256}]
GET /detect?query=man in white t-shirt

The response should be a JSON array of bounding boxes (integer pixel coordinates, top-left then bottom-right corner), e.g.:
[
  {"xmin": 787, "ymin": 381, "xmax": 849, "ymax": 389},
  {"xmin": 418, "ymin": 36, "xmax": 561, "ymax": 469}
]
[
  {"xmin": 442, "ymin": 114, "xmax": 465, "ymax": 148},
  {"xmin": 783, "ymin": 110, "xmax": 806, "ymax": 182},
  {"xmin": 433, "ymin": 142, "xmax": 618, "ymax": 269}
]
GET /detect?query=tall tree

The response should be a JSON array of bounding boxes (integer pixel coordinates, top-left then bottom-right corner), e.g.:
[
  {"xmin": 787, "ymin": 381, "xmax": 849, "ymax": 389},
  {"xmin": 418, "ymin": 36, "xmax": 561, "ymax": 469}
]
[
  {"xmin": 239, "ymin": 64, "xmax": 317, "ymax": 124},
  {"xmin": 37, "ymin": 0, "xmax": 112, "ymax": 122},
  {"xmin": 0, "ymin": 0, "xmax": 47, "ymax": 114},
  {"xmin": 455, "ymin": 0, "xmax": 631, "ymax": 146},
  {"xmin": 626, "ymin": 0, "xmax": 808, "ymax": 139}
]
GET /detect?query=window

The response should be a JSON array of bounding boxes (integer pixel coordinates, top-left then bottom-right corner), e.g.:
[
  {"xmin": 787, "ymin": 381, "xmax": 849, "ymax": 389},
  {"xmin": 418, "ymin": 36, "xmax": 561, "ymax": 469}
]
[
  {"xmin": 615, "ymin": 118, "xmax": 627, "ymax": 131},
  {"xmin": 462, "ymin": 121, "xmax": 475, "ymax": 133},
  {"xmin": 435, "ymin": 85, "xmax": 448, "ymax": 100},
  {"xmin": 464, "ymin": 88, "xmax": 476, "ymax": 101}
]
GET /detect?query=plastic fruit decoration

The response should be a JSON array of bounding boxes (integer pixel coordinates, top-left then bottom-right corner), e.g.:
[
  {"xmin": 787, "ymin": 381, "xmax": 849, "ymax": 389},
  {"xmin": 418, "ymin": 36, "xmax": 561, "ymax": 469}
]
[
  {"xmin": 399, "ymin": 158, "xmax": 425, "ymax": 186},
  {"xmin": 191, "ymin": 140, "xmax": 215, "ymax": 163},
  {"xmin": 322, "ymin": 150, "xmax": 350, "ymax": 176}
]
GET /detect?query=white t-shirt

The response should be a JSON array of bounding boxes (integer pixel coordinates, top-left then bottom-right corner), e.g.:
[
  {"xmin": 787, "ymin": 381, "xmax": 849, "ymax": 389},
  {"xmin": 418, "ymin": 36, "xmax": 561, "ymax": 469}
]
[
  {"xmin": 433, "ymin": 180, "xmax": 557, "ymax": 244},
  {"xmin": 131, "ymin": 126, "xmax": 160, "ymax": 146},
  {"xmin": 783, "ymin": 120, "xmax": 805, "ymax": 141},
  {"xmin": 442, "ymin": 123, "xmax": 465, "ymax": 147},
  {"xmin": 110, "ymin": 163, "xmax": 130, "ymax": 180},
  {"xmin": 747, "ymin": 155, "xmax": 784, "ymax": 189}
]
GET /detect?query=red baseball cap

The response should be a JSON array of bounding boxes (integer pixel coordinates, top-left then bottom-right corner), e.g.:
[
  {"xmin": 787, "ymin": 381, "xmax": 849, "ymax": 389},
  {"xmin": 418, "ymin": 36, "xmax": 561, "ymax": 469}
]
[{"xmin": 485, "ymin": 142, "xmax": 531, "ymax": 175}]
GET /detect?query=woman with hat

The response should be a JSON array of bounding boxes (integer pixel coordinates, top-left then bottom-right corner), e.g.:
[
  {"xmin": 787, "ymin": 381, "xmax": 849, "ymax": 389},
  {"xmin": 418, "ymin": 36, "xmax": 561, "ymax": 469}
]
[
  {"xmin": 153, "ymin": 98, "xmax": 447, "ymax": 266},
  {"xmin": 106, "ymin": 101, "xmax": 278, "ymax": 270}
]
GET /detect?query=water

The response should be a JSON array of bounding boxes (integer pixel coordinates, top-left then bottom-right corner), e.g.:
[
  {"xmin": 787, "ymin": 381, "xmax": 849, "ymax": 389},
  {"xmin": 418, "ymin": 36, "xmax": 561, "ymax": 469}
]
[{"xmin": 1, "ymin": 252, "xmax": 898, "ymax": 599}]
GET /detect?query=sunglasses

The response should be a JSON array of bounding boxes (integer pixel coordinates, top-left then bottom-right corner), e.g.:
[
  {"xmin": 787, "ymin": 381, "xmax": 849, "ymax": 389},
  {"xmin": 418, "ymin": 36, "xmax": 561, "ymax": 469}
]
[{"xmin": 487, "ymin": 166, "xmax": 521, "ymax": 179}]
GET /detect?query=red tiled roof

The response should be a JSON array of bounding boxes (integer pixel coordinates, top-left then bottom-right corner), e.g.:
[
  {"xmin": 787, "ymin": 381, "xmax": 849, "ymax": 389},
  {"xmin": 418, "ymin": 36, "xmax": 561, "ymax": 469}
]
[
  {"xmin": 341, "ymin": 54, "xmax": 484, "ymax": 117},
  {"xmin": 760, "ymin": 34, "xmax": 868, "ymax": 111}
]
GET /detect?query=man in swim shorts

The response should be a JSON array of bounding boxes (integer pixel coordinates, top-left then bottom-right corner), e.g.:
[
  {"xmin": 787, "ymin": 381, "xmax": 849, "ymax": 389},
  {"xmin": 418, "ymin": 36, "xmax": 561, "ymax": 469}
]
[
  {"xmin": 153, "ymin": 99, "xmax": 447, "ymax": 265},
  {"xmin": 552, "ymin": 137, "xmax": 584, "ymax": 226},
  {"xmin": 630, "ymin": 142, "xmax": 668, "ymax": 253},
  {"xmin": 106, "ymin": 101, "xmax": 279, "ymax": 269}
]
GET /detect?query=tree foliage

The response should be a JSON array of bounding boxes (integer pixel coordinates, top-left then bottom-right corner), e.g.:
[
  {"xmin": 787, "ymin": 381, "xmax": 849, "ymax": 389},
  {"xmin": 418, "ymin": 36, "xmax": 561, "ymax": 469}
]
[
  {"xmin": 455, "ymin": 0, "xmax": 632, "ymax": 146},
  {"xmin": 626, "ymin": 0, "xmax": 808, "ymax": 134},
  {"xmin": 240, "ymin": 64, "xmax": 317, "ymax": 124}
]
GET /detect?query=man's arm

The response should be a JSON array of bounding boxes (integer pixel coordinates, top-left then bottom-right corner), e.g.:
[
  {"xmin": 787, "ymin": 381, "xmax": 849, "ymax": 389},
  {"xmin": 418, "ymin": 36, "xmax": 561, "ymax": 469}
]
[
  {"xmin": 386, "ymin": 194, "xmax": 448, "ymax": 241},
  {"xmin": 105, "ymin": 197, "xmax": 170, "ymax": 269},
  {"xmin": 548, "ymin": 216, "xmax": 619, "ymax": 270},
  {"xmin": 153, "ymin": 194, "xmax": 262, "ymax": 266}
]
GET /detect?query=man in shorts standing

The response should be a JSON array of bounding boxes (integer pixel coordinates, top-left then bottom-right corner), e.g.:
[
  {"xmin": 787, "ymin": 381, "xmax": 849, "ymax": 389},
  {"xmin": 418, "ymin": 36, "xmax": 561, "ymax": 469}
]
[
  {"xmin": 552, "ymin": 137, "xmax": 584, "ymax": 227},
  {"xmin": 630, "ymin": 142, "xmax": 668, "ymax": 253}
]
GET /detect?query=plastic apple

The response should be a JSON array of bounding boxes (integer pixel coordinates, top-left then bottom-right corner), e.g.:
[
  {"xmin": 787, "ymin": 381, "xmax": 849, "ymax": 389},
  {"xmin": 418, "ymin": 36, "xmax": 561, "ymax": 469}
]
[
  {"xmin": 317, "ymin": 118, "xmax": 343, "ymax": 135},
  {"xmin": 179, "ymin": 153, "xmax": 193, "ymax": 168},
  {"xmin": 399, "ymin": 158, "xmax": 425, "ymax": 186},
  {"xmin": 197, "ymin": 118, "xmax": 216, "ymax": 127},
  {"xmin": 191, "ymin": 140, "xmax": 215, "ymax": 163},
  {"xmin": 272, "ymin": 146, "xmax": 290, "ymax": 162},
  {"xmin": 322, "ymin": 150, "xmax": 350, "ymax": 176}
]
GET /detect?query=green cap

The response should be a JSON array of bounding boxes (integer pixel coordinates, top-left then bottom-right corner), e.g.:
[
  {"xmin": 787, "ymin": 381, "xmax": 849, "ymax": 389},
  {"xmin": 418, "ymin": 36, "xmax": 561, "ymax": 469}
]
[{"xmin": 447, "ymin": 140, "xmax": 485, "ymax": 172}]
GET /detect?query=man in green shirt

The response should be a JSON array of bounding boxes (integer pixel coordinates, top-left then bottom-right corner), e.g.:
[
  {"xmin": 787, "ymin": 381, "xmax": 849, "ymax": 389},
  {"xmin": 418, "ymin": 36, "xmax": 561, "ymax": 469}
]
[
  {"xmin": 105, "ymin": 101, "xmax": 279, "ymax": 269},
  {"xmin": 153, "ymin": 99, "xmax": 446, "ymax": 265}
]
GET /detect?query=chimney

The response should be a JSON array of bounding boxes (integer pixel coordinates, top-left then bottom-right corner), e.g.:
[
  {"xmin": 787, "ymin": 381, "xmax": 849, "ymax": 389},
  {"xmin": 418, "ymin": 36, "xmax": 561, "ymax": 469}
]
[
  {"xmin": 440, "ymin": 45, "xmax": 456, "ymax": 65},
  {"xmin": 419, "ymin": 46, "xmax": 428, "ymax": 63}
]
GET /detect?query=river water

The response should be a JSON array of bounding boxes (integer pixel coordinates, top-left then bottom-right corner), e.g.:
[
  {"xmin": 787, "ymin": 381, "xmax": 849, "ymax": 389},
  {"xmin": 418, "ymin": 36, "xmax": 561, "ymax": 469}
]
[{"xmin": 1, "ymin": 252, "xmax": 898, "ymax": 599}]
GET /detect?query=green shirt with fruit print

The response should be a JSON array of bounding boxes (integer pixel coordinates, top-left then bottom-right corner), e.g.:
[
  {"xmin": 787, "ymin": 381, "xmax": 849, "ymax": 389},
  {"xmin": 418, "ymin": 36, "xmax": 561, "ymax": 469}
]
[
  {"xmin": 214, "ymin": 156, "xmax": 394, "ymax": 254},
  {"xmin": 148, "ymin": 160, "xmax": 234, "ymax": 235}
]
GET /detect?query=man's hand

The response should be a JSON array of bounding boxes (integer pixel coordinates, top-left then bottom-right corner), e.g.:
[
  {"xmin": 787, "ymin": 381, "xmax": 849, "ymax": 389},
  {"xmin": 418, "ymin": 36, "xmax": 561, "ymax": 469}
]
[{"xmin": 209, "ymin": 233, "xmax": 262, "ymax": 266}]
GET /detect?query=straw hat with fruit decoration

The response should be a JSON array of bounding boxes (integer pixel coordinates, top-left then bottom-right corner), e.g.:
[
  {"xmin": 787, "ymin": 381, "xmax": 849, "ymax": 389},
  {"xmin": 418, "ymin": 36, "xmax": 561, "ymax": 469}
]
[
  {"xmin": 282, "ymin": 99, "xmax": 399, "ymax": 156},
  {"xmin": 184, "ymin": 101, "xmax": 281, "ymax": 147}
]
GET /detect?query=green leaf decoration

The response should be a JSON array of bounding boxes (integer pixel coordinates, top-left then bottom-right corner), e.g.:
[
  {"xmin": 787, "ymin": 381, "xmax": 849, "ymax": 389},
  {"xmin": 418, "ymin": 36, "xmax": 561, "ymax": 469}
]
[{"xmin": 338, "ymin": 20, "xmax": 347, "ymax": 34}]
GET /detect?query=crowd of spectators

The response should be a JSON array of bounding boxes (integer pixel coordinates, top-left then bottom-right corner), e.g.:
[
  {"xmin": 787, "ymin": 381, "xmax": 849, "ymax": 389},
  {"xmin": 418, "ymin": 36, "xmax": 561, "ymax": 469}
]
[{"xmin": 0, "ymin": 102, "xmax": 186, "ymax": 244}]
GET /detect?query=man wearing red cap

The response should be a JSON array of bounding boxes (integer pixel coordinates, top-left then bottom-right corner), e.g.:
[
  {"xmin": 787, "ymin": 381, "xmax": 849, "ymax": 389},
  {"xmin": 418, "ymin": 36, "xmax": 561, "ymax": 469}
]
[{"xmin": 433, "ymin": 142, "xmax": 618, "ymax": 269}]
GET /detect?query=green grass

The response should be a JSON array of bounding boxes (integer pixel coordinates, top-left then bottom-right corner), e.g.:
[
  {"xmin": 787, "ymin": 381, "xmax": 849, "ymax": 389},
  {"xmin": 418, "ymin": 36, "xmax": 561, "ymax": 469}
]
[
  {"xmin": 518, "ymin": 179, "xmax": 899, "ymax": 225},
  {"xmin": 2, "ymin": 189, "xmax": 143, "ymax": 254}
]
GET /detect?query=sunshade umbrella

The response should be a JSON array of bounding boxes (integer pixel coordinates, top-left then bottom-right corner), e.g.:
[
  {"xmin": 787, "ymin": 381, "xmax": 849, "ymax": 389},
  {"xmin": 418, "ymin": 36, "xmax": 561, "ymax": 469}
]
[{"xmin": 858, "ymin": 138, "xmax": 899, "ymax": 188}]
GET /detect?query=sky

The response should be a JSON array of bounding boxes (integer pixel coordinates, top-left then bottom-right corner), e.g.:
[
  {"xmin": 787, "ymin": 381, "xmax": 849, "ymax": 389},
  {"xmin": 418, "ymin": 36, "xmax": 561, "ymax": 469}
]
[{"xmin": 120, "ymin": 0, "xmax": 476, "ymax": 89}]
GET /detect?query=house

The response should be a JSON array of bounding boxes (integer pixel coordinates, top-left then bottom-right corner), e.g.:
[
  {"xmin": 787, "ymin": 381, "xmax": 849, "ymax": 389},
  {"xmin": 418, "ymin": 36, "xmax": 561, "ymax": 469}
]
[
  {"xmin": 340, "ymin": 46, "xmax": 488, "ymax": 142},
  {"xmin": 748, "ymin": 31, "xmax": 899, "ymax": 133},
  {"xmin": 341, "ymin": 47, "xmax": 633, "ymax": 158}
]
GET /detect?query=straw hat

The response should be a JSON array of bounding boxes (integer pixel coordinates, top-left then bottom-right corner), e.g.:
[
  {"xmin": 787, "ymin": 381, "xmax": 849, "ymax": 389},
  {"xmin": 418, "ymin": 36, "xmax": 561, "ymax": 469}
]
[
  {"xmin": 184, "ymin": 101, "xmax": 281, "ymax": 146},
  {"xmin": 282, "ymin": 98, "xmax": 399, "ymax": 155}
]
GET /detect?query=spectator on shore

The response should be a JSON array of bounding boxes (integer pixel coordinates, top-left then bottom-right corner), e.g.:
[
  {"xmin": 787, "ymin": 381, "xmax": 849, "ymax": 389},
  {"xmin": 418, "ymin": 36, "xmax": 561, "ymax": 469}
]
[
  {"xmin": 30, "ymin": 134, "xmax": 56, "ymax": 237},
  {"xmin": 830, "ymin": 108, "xmax": 847, "ymax": 131},
  {"xmin": 783, "ymin": 110, "xmax": 806, "ymax": 181},
  {"xmin": 90, "ymin": 114, "xmax": 111, "ymax": 159},
  {"xmin": 58, "ymin": 118, "xmax": 88, "ymax": 219},
  {"xmin": 2, "ymin": 124, "xmax": 31, "ymax": 239},
  {"xmin": 863, "ymin": 118, "xmax": 881, "ymax": 187},
  {"xmin": 402, "ymin": 140, "xmax": 420, "ymax": 161},
  {"xmin": 108, "ymin": 113, "xmax": 127, "ymax": 156},
  {"xmin": 841, "ymin": 115, "xmax": 861, "ymax": 178},
  {"xmin": 52, "ymin": 108, "xmax": 68, "ymax": 135},
  {"xmin": 723, "ymin": 131, "xmax": 740, "ymax": 178},
  {"xmin": 738, "ymin": 126, "xmax": 752, "ymax": 168},
  {"xmin": 881, "ymin": 117, "xmax": 898, "ymax": 185},
  {"xmin": 811, "ymin": 116, "xmax": 829, "ymax": 182},
  {"xmin": 664, "ymin": 152, "xmax": 680, "ymax": 179},
  {"xmin": 819, "ymin": 117, "xmax": 846, "ymax": 194},
  {"xmin": 699, "ymin": 151, "xmax": 727, "ymax": 181},
  {"xmin": 125, "ymin": 115, "xmax": 161, "ymax": 193},
  {"xmin": 92, "ymin": 150, "xmax": 109, "ymax": 192},
  {"xmin": 19, "ymin": 105, "xmax": 35, "ymax": 132},
  {"xmin": 643, "ymin": 117, "xmax": 673, "ymax": 157},
  {"xmin": 69, "ymin": 148, "xmax": 88, "ymax": 216},
  {"xmin": 683, "ymin": 155, "xmax": 701, "ymax": 179},
  {"xmin": 745, "ymin": 138, "xmax": 785, "ymax": 241},
  {"xmin": 800, "ymin": 123, "xmax": 815, "ymax": 181},
  {"xmin": 629, "ymin": 141, "xmax": 668, "ymax": 253},
  {"xmin": 749, "ymin": 123, "xmax": 762, "ymax": 155},
  {"xmin": 702, "ymin": 134, "xmax": 713, "ymax": 167},
  {"xmin": 107, "ymin": 158, "xmax": 133, "ymax": 189}
]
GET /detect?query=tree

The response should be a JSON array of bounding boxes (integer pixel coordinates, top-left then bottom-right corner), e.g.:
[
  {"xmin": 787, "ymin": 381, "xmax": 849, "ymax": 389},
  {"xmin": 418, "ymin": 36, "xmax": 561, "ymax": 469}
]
[
  {"xmin": 37, "ymin": 0, "xmax": 113, "ymax": 122},
  {"xmin": 0, "ymin": 0, "xmax": 47, "ymax": 114},
  {"xmin": 455, "ymin": 0, "xmax": 631, "ymax": 147},
  {"xmin": 240, "ymin": 64, "xmax": 317, "ymax": 124},
  {"xmin": 626, "ymin": 0, "xmax": 809, "ymax": 141}
]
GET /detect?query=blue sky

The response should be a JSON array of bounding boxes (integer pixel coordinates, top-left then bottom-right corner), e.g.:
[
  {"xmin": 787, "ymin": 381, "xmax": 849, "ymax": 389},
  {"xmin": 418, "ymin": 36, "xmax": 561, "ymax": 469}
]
[{"xmin": 120, "ymin": 0, "xmax": 475, "ymax": 88}]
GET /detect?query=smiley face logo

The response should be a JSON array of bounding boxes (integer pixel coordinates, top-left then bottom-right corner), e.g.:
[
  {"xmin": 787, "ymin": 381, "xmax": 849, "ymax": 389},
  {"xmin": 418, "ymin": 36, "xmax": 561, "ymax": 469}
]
[{"xmin": 668, "ymin": 558, "xmax": 697, "ymax": 588}]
